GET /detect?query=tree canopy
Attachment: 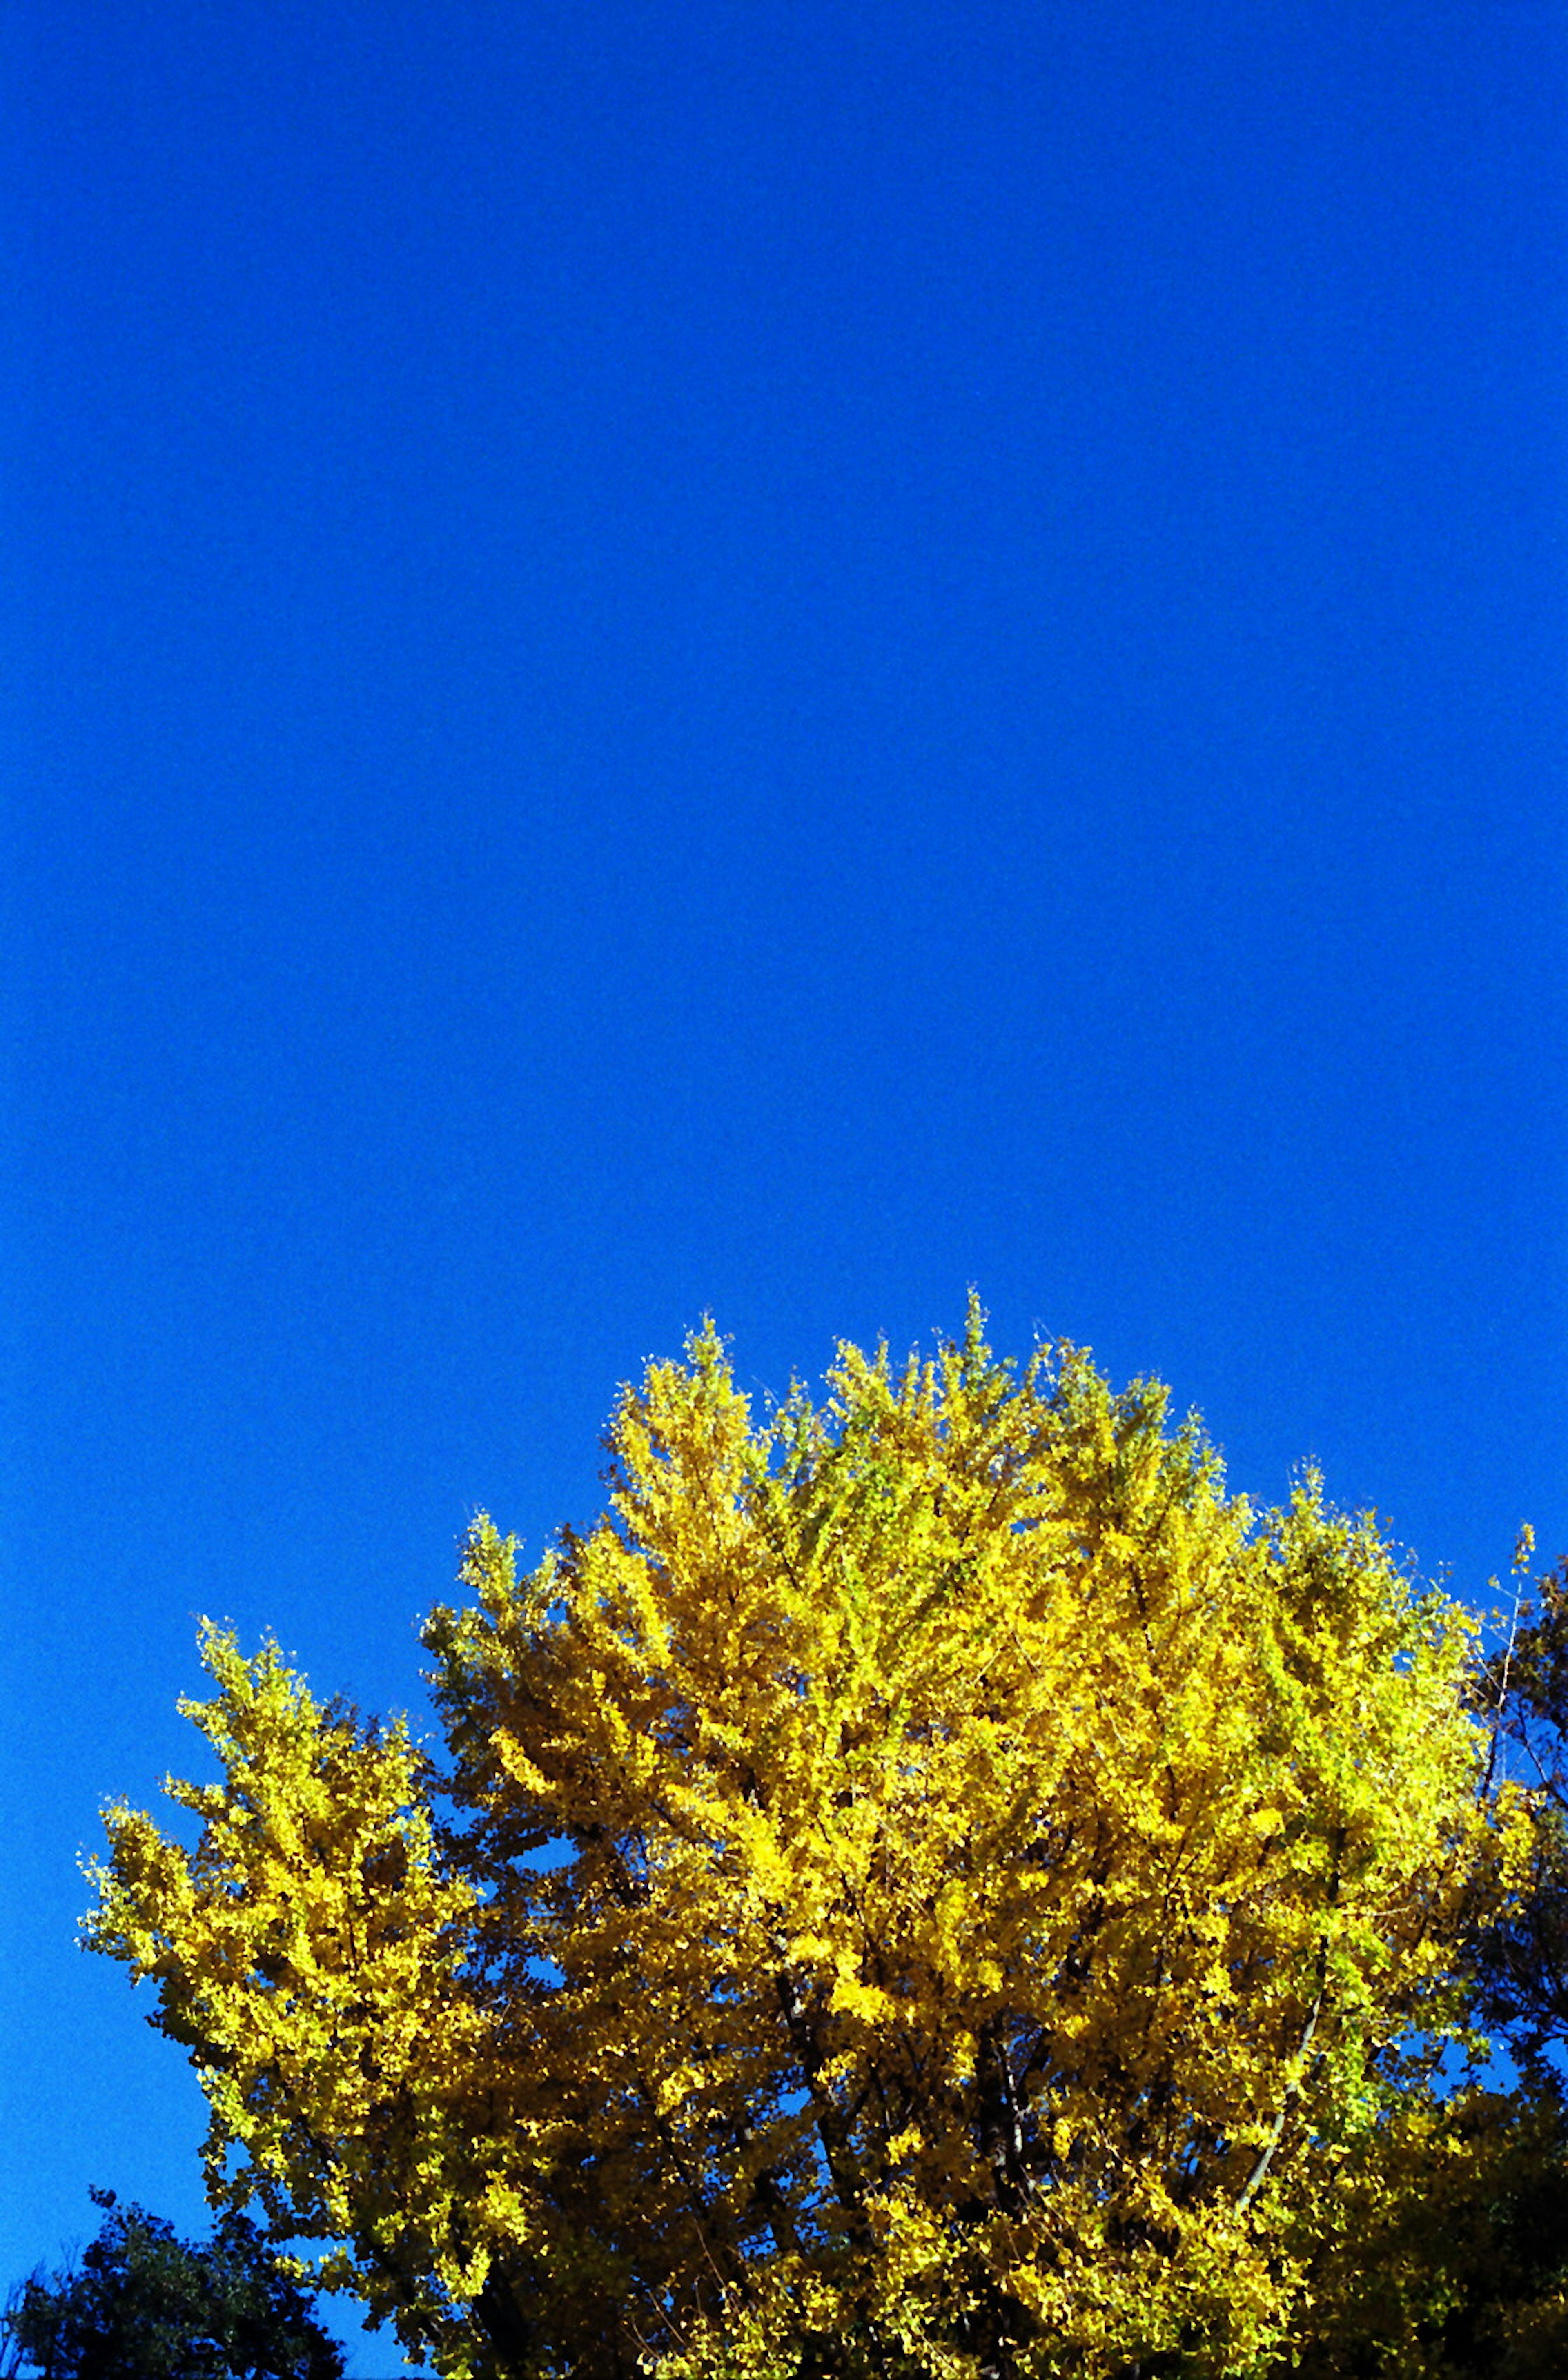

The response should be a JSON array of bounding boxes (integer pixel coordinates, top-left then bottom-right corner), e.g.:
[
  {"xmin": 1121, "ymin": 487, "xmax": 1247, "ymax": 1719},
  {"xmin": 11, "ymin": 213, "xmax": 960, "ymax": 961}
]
[
  {"xmin": 1, "ymin": 2190, "xmax": 344, "ymax": 2380},
  {"xmin": 86, "ymin": 1308, "xmax": 1531, "ymax": 2376}
]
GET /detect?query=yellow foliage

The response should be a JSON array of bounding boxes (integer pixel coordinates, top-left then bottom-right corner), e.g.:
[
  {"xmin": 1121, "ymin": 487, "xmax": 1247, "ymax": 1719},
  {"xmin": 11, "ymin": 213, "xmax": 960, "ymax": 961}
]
[{"xmin": 86, "ymin": 1305, "xmax": 1498, "ymax": 2378}]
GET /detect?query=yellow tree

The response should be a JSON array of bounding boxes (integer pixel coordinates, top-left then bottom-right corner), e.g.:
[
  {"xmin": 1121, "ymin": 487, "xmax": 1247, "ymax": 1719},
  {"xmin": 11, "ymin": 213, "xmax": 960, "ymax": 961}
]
[{"xmin": 87, "ymin": 1308, "xmax": 1493, "ymax": 2378}]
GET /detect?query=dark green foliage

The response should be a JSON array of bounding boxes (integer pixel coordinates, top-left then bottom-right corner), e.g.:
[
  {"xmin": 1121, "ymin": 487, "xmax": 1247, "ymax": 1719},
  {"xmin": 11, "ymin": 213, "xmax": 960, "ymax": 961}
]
[
  {"xmin": 1470, "ymin": 1555, "xmax": 1568, "ymax": 2087},
  {"xmin": 2, "ymin": 2191, "xmax": 344, "ymax": 2380}
]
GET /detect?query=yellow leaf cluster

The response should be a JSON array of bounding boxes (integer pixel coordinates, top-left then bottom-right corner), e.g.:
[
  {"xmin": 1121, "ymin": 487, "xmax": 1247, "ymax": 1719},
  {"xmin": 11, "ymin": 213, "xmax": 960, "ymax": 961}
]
[{"xmin": 86, "ymin": 1306, "xmax": 1497, "ymax": 2378}]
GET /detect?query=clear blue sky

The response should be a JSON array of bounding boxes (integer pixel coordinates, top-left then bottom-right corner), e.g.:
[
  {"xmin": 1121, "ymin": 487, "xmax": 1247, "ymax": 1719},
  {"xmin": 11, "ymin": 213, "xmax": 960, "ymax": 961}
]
[{"xmin": 4, "ymin": 2, "xmax": 1563, "ymax": 2370}]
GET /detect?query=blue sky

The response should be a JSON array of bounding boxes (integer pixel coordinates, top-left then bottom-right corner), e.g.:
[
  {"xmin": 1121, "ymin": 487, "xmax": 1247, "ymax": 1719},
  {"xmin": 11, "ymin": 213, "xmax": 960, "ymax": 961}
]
[{"xmin": 4, "ymin": 2, "xmax": 1564, "ymax": 2369}]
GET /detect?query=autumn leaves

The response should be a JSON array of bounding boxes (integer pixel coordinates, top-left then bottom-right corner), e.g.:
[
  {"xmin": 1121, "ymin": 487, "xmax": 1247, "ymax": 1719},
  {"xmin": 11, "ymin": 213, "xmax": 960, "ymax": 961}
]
[{"xmin": 87, "ymin": 1310, "xmax": 1546, "ymax": 2376}]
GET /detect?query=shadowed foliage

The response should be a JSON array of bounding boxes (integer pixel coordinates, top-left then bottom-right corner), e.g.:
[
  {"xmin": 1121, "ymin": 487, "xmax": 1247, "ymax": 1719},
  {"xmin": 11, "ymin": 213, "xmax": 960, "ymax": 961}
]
[{"xmin": 1, "ymin": 2190, "xmax": 343, "ymax": 2380}]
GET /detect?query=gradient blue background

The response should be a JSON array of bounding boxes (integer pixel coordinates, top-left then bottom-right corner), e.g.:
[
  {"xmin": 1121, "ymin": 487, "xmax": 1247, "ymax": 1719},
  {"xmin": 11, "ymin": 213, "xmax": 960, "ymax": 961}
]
[{"xmin": 4, "ymin": 3, "xmax": 1564, "ymax": 2369}]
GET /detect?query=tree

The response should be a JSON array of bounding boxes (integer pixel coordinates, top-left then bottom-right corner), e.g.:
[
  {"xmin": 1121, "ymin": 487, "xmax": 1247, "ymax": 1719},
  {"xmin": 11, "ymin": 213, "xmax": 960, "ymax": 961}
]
[
  {"xmin": 1, "ymin": 2190, "xmax": 344, "ymax": 2380},
  {"xmin": 1466, "ymin": 1545, "xmax": 1568, "ymax": 2090},
  {"xmin": 86, "ymin": 1307, "xmax": 1496, "ymax": 2378}
]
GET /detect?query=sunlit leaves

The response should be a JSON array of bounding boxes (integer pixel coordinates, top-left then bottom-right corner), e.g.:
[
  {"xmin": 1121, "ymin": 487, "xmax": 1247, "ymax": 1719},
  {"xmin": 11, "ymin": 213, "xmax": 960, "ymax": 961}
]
[{"xmin": 88, "ymin": 1307, "xmax": 1495, "ymax": 2377}]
